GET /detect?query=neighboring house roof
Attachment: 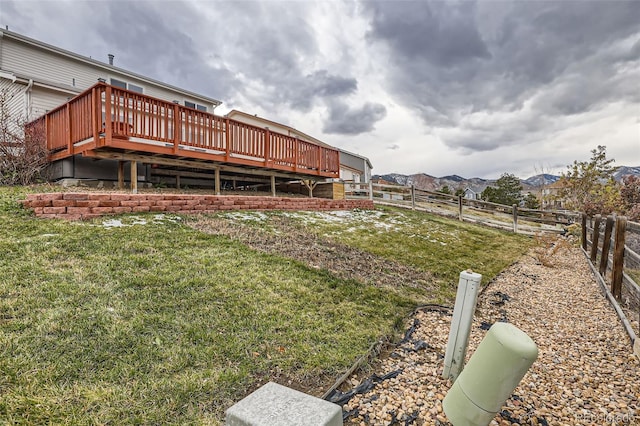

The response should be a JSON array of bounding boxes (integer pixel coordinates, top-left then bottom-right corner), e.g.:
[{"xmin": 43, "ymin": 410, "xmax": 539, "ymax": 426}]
[
  {"xmin": 226, "ymin": 109, "xmax": 331, "ymax": 148},
  {"xmin": 338, "ymin": 147, "xmax": 373, "ymax": 171},
  {"xmin": 0, "ymin": 29, "xmax": 222, "ymax": 107},
  {"xmin": 547, "ymin": 178, "xmax": 569, "ymax": 189}
]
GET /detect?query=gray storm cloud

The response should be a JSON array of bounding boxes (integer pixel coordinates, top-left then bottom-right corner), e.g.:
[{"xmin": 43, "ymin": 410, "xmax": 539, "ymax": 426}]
[{"xmin": 362, "ymin": 0, "xmax": 640, "ymax": 152}]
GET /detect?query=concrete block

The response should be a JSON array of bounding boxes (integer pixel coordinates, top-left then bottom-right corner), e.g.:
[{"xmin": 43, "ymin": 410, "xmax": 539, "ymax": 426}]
[{"xmin": 226, "ymin": 382, "xmax": 342, "ymax": 426}]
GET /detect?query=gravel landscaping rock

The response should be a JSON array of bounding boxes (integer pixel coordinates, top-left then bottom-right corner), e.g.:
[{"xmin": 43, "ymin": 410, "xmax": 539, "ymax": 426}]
[{"xmin": 341, "ymin": 240, "xmax": 639, "ymax": 425}]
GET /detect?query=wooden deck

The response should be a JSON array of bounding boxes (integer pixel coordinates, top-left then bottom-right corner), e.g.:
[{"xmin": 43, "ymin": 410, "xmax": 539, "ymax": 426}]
[{"xmin": 34, "ymin": 83, "xmax": 340, "ymax": 182}]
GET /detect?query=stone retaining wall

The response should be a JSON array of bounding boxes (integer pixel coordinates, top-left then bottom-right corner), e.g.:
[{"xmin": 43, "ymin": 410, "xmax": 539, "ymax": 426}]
[{"xmin": 21, "ymin": 193, "xmax": 374, "ymax": 221}]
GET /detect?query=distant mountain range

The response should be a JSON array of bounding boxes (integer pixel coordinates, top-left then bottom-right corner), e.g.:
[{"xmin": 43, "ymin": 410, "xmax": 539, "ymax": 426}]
[{"xmin": 374, "ymin": 166, "xmax": 640, "ymax": 194}]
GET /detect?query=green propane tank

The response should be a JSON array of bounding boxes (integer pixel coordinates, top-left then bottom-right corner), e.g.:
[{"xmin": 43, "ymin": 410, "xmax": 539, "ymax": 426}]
[{"xmin": 443, "ymin": 322, "xmax": 538, "ymax": 425}]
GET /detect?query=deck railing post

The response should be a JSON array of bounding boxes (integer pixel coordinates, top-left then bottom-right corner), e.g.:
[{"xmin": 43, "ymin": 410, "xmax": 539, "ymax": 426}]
[
  {"xmin": 264, "ymin": 127, "xmax": 271, "ymax": 166},
  {"xmin": 173, "ymin": 103, "xmax": 180, "ymax": 154},
  {"xmin": 611, "ymin": 216, "xmax": 627, "ymax": 300},
  {"xmin": 590, "ymin": 215, "xmax": 602, "ymax": 263},
  {"xmin": 369, "ymin": 180, "xmax": 373, "ymax": 201},
  {"xmin": 458, "ymin": 195, "xmax": 463, "ymax": 221},
  {"xmin": 91, "ymin": 87, "xmax": 99, "ymax": 147},
  {"xmin": 104, "ymin": 85, "xmax": 113, "ymax": 147},
  {"xmin": 599, "ymin": 215, "xmax": 615, "ymax": 277},
  {"xmin": 65, "ymin": 103, "xmax": 72, "ymax": 155},
  {"xmin": 512, "ymin": 204, "xmax": 518, "ymax": 233},
  {"xmin": 225, "ymin": 118, "xmax": 231, "ymax": 161},
  {"xmin": 317, "ymin": 144, "xmax": 322, "ymax": 174}
]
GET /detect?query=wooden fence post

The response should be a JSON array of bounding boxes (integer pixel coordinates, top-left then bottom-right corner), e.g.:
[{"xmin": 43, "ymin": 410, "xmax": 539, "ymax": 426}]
[
  {"xmin": 369, "ymin": 180, "xmax": 373, "ymax": 201},
  {"xmin": 458, "ymin": 195, "xmax": 463, "ymax": 222},
  {"xmin": 611, "ymin": 216, "xmax": 627, "ymax": 300},
  {"xmin": 581, "ymin": 213, "xmax": 588, "ymax": 251},
  {"xmin": 590, "ymin": 214, "xmax": 602, "ymax": 263},
  {"xmin": 411, "ymin": 185, "xmax": 416, "ymax": 210},
  {"xmin": 599, "ymin": 215, "xmax": 615, "ymax": 277},
  {"xmin": 512, "ymin": 204, "xmax": 518, "ymax": 233}
]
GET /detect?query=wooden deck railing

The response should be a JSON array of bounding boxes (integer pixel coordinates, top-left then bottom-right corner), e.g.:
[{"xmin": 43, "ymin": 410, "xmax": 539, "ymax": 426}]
[{"xmin": 41, "ymin": 83, "xmax": 340, "ymax": 178}]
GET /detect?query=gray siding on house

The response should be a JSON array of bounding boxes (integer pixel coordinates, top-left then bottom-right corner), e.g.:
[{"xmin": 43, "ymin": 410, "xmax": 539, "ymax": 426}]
[
  {"xmin": 0, "ymin": 30, "xmax": 221, "ymax": 120},
  {"xmin": 338, "ymin": 151, "xmax": 372, "ymax": 183},
  {"xmin": 339, "ymin": 151, "xmax": 366, "ymax": 172},
  {"xmin": 0, "ymin": 79, "xmax": 24, "ymax": 121},
  {"xmin": 1, "ymin": 35, "xmax": 100, "ymax": 90},
  {"xmin": 30, "ymin": 86, "xmax": 71, "ymax": 118}
]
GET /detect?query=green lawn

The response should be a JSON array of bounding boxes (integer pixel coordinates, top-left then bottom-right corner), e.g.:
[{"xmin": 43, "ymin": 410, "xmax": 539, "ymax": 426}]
[
  {"xmin": 250, "ymin": 207, "xmax": 533, "ymax": 300},
  {"xmin": 0, "ymin": 187, "xmax": 531, "ymax": 424}
]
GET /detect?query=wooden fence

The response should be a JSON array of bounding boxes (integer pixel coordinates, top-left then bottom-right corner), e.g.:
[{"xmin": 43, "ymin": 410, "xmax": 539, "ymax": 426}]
[
  {"xmin": 582, "ymin": 214, "xmax": 640, "ymax": 349},
  {"xmin": 345, "ymin": 182, "xmax": 578, "ymax": 234}
]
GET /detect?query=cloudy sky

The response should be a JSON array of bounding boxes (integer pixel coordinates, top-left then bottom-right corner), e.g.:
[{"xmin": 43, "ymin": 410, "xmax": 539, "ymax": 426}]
[{"xmin": 2, "ymin": 0, "xmax": 639, "ymax": 178}]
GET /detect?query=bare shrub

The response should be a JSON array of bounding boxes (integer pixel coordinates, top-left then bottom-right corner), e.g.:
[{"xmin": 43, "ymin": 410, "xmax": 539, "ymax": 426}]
[
  {"xmin": 533, "ymin": 233, "xmax": 573, "ymax": 268},
  {"xmin": 0, "ymin": 89, "xmax": 49, "ymax": 185}
]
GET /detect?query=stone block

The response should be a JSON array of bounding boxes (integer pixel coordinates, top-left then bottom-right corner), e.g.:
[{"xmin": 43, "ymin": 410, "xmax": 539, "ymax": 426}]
[{"xmin": 226, "ymin": 382, "xmax": 342, "ymax": 426}]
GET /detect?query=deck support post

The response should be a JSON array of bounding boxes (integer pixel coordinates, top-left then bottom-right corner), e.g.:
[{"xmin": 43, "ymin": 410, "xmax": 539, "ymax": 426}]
[
  {"xmin": 271, "ymin": 175, "xmax": 276, "ymax": 197},
  {"xmin": 215, "ymin": 168, "xmax": 221, "ymax": 195},
  {"xmin": 130, "ymin": 160, "xmax": 138, "ymax": 194},
  {"xmin": 302, "ymin": 179, "xmax": 317, "ymax": 198},
  {"xmin": 117, "ymin": 161, "xmax": 125, "ymax": 190}
]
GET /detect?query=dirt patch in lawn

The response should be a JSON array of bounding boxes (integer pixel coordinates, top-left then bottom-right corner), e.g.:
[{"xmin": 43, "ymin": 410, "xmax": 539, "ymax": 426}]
[{"xmin": 189, "ymin": 215, "xmax": 436, "ymax": 294}]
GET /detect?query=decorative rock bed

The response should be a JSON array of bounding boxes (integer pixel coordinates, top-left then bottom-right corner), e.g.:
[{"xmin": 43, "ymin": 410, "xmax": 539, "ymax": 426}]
[{"xmin": 336, "ymin": 243, "xmax": 639, "ymax": 425}]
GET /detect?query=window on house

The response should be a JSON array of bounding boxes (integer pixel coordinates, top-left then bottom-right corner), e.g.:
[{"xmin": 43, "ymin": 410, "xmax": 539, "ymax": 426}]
[
  {"xmin": 128, "ymin": 83, "xmax": 143, "ymax": 94},
  {"xmin": 110, "ymin": 78, "xmax": 127, "ymax": 89},
  {"xmin": 184, "ymin": 101, "xmax": 207, "ymax": 112},
  {"xmin": 110, "ymin": 78, "xmax": 144, "ymax": 93}
]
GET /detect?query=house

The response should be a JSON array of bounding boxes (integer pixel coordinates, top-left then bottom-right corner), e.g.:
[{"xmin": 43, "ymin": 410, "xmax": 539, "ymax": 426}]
[
  {"xmin": 541, "ymin": 179, "xmax": 569, "ymax": 209},
  {"xmin": 463, "ymin": 187, "xmax": 479, "ymax": 200},
  {"xmin": 0, "ymin": 29, "xmax": 340, "ymax": 192},
  {"xmin": 226, "ymin": 110, "xmax": 373, "ymax": 185}
]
